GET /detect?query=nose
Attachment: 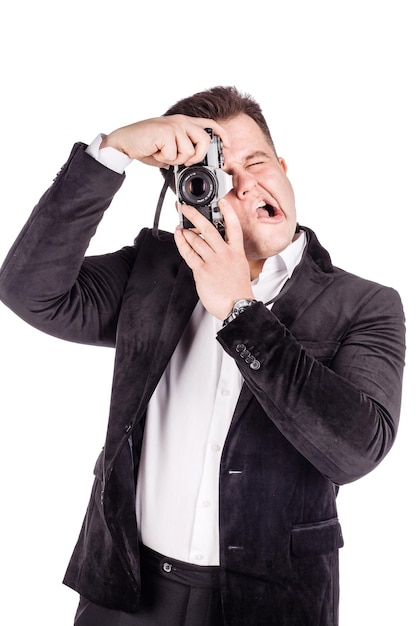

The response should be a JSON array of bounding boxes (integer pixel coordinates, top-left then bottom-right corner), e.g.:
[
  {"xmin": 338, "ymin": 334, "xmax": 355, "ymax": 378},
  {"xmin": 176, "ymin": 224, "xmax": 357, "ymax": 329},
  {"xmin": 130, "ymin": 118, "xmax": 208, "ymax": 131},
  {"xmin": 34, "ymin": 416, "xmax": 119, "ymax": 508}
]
[{"xmin": 233, "ymin": 170, "xmax": 257, "ymax": 199}]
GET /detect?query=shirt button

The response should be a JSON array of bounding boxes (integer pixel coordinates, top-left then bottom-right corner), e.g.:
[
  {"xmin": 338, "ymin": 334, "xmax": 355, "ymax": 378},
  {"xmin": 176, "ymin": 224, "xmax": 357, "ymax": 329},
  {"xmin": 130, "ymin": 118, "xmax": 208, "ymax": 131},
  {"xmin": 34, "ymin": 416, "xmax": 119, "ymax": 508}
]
[
  {"xmin": 195, "ymin": 554, "xmax": 204, "ymax": 561},
  {"xmin": 211, "ymin": 443, "xmax": 221, "ymax": 452},
  {"xmin": 221, "ymin": 388, "xmax": 231, "ymax": 397},
  {"xmin": 202, "ymin": 500, "xmax": 211, "ymax": 508}
]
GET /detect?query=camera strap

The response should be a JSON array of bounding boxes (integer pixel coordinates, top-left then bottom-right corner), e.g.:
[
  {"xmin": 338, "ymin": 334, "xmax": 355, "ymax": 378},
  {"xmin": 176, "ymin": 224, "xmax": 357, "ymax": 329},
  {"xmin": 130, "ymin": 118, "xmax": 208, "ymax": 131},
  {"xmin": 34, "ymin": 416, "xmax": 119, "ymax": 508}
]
[{"xmin": 152, "ymin": 166, "xmax": 174, "ymax": 240}]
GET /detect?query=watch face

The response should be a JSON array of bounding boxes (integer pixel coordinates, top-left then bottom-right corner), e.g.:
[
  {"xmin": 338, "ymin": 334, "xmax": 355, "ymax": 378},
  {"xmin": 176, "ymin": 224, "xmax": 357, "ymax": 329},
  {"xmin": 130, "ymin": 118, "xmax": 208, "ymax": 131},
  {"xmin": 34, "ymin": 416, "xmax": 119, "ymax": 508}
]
[
  {"xmin": 234, "ymin": 299, "xmax": 249, "ymax": 310},
  {"xmin": 223, "ymin": 299, "xmax": 256, "ymax": 327},
  {"xmin": 233, "ymin": 299, "xmax": 255, "ymax": 314}
]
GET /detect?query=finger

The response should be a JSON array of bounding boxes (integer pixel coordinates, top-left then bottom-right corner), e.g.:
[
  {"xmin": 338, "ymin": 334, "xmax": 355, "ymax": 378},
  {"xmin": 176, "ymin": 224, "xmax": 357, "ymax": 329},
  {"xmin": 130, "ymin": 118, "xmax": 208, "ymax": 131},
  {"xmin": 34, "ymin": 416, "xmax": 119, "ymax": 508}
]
[
  {"xmin": 179, "ymin": 206, "xmax": 224, "ymax": 251},
  {"xmin": 175, "ymin": 130, "xmax": 210, "ymax": 165},
  {"xmin": 180, "ymin": 201, "xmax": 243, "ymax": 252},
  {"xmin": 217, "ymin": 198, "xmax": 244, "ymax": 247},
  {"xmin": 152, "ymin": 138, "xmax": 182, "ymax": 164},
  {"xmin": 150, "ymin": 124, "xmax": 196, "ymax": 164},
  {"xmin": 141, "ymin": 118, "xmax": 229, "ymax": 167},
  {"xmin": 189, "ymin": 117, "xmax": 231, "ymax": 149},
  {"xmin": 206, "ymin": 119, "xmax": 230, "ymax": 148},
  {"xmin": 153, "ymin": 128, "xmax": 208, "ymax": 166},
  {"xmin": 174, "ymin": 226, "xmax": 206, "ymax": 269},
  {"xmin": 182, "ymin": 130, "xmax": 211, "ymax": 165},
  {"xmin": 180, "ymin": 226, "xmax": 216, "ymax": 261},
  {"xmin": 179, "ymin": 118, "xmax": 230, "ymax": 165}
]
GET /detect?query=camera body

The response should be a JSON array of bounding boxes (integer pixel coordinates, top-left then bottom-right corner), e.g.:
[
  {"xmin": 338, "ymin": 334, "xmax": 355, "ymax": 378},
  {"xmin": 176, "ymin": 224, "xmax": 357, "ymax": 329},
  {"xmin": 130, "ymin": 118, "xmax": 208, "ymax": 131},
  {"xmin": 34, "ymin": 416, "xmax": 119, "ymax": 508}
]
[{"xmin": 174, "ymin": 129, "xmax": 231, "ymax": 237}]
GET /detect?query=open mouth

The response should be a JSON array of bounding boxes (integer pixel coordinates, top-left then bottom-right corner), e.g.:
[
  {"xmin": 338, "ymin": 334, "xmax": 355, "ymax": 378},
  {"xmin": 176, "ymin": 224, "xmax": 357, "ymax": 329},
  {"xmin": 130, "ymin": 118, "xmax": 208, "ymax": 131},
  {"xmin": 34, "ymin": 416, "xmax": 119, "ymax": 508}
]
[{"xmin": 255, "ymin": 201, "xmax": 281, "ymax": 219}]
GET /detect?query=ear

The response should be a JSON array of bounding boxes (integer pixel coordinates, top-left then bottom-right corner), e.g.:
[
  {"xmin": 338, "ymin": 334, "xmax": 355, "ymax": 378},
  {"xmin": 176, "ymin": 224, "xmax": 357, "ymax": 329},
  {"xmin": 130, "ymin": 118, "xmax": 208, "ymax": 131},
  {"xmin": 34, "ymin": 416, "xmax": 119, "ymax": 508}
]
[{"xmin": 278, "ymin": 157, "xmax": 288, "ymax": 173}]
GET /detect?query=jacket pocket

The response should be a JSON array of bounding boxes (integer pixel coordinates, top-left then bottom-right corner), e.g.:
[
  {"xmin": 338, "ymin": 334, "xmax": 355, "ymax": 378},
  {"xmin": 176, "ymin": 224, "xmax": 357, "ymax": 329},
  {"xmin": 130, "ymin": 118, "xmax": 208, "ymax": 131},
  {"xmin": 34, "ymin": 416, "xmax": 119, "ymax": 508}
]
[{"xmin": 291, "ymin": 518, "xmax": 344, "ymax": 557}]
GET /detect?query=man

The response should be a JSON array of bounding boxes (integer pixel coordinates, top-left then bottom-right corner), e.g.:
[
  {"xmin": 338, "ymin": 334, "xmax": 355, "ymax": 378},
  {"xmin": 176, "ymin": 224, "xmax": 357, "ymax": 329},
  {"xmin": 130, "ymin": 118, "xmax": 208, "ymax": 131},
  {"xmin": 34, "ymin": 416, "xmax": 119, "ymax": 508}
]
[{"xmin": 0, "ymin": 86, "xmax": 406, "ymax": 625}]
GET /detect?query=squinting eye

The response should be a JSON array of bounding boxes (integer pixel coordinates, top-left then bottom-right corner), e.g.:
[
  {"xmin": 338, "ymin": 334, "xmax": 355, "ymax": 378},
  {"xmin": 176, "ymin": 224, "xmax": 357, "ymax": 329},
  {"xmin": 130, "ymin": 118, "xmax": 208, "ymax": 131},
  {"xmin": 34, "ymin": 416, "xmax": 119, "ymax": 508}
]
[{"xmin": 248, "ymin": 162, "xmax": 264, "ymax": 168}]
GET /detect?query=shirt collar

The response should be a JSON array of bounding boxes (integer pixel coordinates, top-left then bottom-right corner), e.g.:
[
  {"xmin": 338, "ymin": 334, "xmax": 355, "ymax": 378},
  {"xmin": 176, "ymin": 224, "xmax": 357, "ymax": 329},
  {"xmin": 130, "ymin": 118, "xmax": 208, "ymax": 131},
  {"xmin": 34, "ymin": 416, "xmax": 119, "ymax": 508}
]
[{"xmin": 255, "ymin": 230, "xmax": 307, "ymax": 282}]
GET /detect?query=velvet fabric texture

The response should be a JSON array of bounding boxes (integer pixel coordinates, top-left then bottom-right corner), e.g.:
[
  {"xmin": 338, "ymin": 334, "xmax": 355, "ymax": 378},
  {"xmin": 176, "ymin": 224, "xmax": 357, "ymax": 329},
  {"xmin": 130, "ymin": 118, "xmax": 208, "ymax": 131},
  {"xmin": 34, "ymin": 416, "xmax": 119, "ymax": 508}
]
[{"xmin": 0, "ymin": 144, "xmax": 406, "ymax": 625}]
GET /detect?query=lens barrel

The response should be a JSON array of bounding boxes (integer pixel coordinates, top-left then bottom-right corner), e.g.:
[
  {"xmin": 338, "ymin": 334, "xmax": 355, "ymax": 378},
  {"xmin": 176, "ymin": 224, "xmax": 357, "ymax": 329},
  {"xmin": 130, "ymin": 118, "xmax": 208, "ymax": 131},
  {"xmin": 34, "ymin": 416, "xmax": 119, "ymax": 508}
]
[{"xmin": 177, "ymin": 166, "xmax": 217, "ymax": 207}]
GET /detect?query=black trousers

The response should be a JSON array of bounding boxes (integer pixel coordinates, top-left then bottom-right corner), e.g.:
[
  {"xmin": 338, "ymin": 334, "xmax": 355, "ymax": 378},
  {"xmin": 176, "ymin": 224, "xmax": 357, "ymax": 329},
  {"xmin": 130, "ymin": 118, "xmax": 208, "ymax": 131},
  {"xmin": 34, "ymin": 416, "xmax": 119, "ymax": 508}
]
[{"xmin": 74, "ymin": 545, "xmax": 224, "ymax": 626}]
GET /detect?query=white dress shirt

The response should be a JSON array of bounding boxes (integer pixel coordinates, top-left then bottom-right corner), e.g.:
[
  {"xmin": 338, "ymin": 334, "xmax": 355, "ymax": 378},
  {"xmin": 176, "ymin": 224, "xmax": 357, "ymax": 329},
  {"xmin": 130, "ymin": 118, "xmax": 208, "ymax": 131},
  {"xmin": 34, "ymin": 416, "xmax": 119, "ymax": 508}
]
[
  {"xmin": 86, "ymin": 134, "xmax": 306, "ymax": 565},
  {"xmin": 137, "ymin": 238, "xmax": 306, "ymax": 565}
]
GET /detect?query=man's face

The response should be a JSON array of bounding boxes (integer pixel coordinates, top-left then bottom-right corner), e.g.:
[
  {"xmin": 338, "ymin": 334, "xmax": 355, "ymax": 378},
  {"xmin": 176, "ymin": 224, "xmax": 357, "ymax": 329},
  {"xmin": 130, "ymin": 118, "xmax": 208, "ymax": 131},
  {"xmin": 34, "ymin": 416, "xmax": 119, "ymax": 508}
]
[{"xmin": 220, "ymin": 114, "xmax": 297, "ymax": 277}]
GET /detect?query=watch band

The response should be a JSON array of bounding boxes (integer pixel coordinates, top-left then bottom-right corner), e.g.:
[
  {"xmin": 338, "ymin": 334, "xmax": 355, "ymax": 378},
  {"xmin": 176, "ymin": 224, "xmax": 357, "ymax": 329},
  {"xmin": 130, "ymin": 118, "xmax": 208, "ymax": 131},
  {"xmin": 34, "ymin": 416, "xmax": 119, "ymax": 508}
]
[{"xmin": 222, "ymin": 298, "xmax": 257, "ymax": 327}]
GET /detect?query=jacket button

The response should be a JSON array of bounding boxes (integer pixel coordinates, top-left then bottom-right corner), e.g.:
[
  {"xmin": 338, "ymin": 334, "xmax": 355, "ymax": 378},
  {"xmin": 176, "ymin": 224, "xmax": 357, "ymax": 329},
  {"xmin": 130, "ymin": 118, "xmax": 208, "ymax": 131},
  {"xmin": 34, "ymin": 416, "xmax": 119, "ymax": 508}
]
[
  {"xmin": 124, "ymin": 422, "xmax": 132, "ymax": 434},
  {"xmin": 250, "ymin": 360, "xmax": 261, "ymax": 370}
]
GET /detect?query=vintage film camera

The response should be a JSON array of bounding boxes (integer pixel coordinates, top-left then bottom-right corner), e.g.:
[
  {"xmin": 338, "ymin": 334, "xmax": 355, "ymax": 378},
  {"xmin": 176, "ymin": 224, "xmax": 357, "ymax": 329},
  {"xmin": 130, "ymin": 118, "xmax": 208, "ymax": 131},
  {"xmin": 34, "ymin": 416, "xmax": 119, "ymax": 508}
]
[{"xmin": 174, "ymin": 129, "xmax": 232, "ymax": 237}]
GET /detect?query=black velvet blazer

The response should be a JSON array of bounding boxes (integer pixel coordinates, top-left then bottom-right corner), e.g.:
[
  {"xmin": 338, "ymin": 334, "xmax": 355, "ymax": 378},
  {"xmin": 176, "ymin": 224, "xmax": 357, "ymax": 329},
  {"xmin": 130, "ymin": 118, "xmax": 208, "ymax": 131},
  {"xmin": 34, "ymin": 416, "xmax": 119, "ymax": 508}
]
[{"xmin": 0, "ymin": 144, "xmax": 406, "ymax": 625}]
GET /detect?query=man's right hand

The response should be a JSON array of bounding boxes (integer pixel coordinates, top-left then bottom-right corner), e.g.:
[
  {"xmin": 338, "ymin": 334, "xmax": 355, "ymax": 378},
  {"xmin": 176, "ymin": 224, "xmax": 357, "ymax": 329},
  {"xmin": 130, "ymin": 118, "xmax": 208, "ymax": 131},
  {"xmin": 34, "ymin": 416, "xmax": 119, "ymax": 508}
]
[{"xmin": 100, "ymin": 114, "xmax": 229, "ymax": 169}]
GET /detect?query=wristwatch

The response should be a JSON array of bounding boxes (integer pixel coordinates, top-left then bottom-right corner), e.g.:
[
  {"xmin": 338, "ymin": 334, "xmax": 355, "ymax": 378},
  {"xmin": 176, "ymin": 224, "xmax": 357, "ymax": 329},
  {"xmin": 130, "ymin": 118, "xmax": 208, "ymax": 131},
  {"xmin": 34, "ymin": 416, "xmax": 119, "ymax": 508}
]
[{"xmin": 222, "ymin": 299, "xmax": 257, "ymax": 327}]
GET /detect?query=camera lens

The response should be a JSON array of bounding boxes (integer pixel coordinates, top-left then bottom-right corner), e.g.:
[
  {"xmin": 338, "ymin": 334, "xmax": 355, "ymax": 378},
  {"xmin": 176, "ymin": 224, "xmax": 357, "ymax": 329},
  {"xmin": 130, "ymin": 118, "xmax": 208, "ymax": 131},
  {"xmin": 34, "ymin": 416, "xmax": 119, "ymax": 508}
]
[
  {"xmin": 186, "ymin": 177, "xmax": 208, "ymax": 198},
  {"xmin": 178, "ymin": 167, "xmax": 217, "ymax": 206}
]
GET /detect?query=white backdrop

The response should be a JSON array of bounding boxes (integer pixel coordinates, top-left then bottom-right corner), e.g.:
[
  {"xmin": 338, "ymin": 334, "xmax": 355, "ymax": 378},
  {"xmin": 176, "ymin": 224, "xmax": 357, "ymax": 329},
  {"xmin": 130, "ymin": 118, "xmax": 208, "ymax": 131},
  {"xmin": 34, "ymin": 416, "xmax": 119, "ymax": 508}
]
[{"xmin": 0, "ymin": 1, "xmax": 415, "ymax": 624}]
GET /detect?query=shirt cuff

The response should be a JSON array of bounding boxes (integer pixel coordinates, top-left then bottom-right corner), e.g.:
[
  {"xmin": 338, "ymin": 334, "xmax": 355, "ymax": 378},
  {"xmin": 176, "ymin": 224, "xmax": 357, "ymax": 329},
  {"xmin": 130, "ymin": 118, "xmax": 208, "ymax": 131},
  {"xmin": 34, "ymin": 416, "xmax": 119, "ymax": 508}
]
[{"xmin": 86, "ymin": 134, "xmax": 133, "ymax": 174}]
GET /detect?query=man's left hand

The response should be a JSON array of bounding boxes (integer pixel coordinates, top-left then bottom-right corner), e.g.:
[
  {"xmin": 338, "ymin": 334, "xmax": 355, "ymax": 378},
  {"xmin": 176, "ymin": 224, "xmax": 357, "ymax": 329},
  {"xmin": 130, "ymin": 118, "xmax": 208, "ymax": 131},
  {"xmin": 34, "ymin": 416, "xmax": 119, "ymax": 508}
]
[{"xmin": 174, "ymin": 199, "xmax": 255, "ymax": 321}]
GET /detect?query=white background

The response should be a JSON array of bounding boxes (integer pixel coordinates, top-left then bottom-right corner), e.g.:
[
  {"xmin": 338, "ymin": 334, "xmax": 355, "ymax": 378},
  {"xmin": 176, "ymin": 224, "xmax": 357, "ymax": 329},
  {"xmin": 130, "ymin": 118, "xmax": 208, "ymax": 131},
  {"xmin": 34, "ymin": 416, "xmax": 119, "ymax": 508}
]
[{"xmin": 0, "ymin": 1, "xmax": 415, "ymax": 624}]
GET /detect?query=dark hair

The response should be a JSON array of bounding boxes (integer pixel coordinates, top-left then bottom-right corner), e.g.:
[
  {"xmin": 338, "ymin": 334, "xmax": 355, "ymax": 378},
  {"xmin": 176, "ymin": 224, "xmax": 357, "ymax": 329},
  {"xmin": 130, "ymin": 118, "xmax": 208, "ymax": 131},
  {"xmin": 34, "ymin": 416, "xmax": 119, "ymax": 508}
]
[{"xmin": 163, "ymin": 85, "xmax": 275, "ymax": 148}]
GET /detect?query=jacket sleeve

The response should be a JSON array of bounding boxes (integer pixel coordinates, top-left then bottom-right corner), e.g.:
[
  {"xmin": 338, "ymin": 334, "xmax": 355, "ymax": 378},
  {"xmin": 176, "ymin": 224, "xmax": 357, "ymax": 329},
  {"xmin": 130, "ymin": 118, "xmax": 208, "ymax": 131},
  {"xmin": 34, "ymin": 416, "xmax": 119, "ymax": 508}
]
[
  {"xmin": 217, "ymin": 286, "xmax": 406, "ymax": 485},
  {"xmin": 0, "ymin": 143, "xmax": 137, "ymax": 347}
]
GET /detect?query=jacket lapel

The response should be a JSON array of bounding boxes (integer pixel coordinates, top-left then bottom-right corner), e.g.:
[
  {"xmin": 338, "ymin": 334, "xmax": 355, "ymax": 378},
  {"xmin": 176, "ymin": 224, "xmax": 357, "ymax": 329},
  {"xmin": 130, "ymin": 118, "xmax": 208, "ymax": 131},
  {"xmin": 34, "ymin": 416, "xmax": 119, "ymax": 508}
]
[
  {"xmin": 104, "ymin": 234, "xmax": 198, "ymax": 463},
  {"xmin": 141, "ymin": 259, "xmax": 199, "ymax": 402},
  {"xmin": 230, "ymin": 226, "xmax": 335, "ymax": 424}
]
